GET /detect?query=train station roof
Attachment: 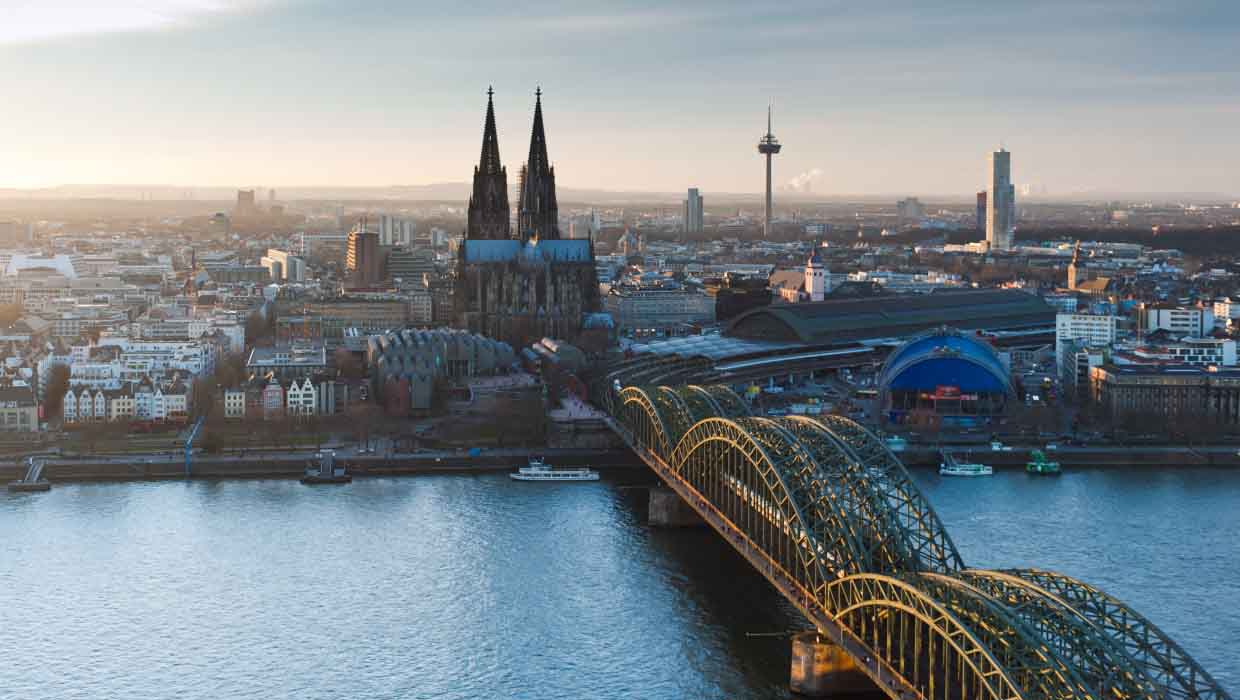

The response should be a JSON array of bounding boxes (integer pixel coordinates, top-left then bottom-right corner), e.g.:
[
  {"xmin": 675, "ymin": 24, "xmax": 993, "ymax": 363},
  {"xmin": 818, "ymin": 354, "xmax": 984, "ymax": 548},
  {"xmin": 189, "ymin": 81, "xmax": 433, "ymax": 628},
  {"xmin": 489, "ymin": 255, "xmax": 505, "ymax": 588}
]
[{"xmin": 725, "ymin": 289, "xmax": 1055, "ymax": 345}]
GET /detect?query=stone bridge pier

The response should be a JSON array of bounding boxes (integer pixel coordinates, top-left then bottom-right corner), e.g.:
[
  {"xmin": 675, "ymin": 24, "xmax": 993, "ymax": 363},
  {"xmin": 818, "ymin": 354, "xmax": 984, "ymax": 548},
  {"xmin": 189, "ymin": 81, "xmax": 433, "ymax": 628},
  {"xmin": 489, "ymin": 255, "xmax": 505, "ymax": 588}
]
[{"xmin": 790, "ymin": 631, "xmax": 877, "ymax": 697}]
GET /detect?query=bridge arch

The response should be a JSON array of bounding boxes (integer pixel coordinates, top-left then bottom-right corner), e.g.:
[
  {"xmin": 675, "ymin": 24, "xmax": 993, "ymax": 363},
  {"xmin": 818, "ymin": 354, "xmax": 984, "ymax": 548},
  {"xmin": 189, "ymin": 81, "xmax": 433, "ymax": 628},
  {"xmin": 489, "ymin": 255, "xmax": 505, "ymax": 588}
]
[
  {"xmin": 617, "ymin": 386, "xmax": 674, "ymax": 458},
  {"xmin": 1004, "ymin": 569, "xmax": 1233, "ymax": 700},
  {"xmin": 825, "ymin": 573, "xmax": 1026, "ymax": 700},
  {"xmin": 814, "ymin": 415, "xmax": 964, "ymax": 572},
  {"xmin": 604, "ymin": 372, "xmax": 1230, "ymax": 700},
  {"xmin": 958, "ymin": 570, "xmax": 1159, "ymax": 700},
  {"xmin": 780, "ymin": 416, "xmax": 941, "ymax": 576},
  {"xmin": 667, "ymin": 417, "xmax": 832, "ymax": 599}
]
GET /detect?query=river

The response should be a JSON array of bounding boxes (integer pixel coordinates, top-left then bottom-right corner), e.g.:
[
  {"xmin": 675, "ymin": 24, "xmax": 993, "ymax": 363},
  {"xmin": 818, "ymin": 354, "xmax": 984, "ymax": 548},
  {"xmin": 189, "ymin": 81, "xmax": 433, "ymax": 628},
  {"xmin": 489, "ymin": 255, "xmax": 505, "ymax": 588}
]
[{"xmin": 1, "ymin": 466, "xmax": 1236, "ymax": 699}]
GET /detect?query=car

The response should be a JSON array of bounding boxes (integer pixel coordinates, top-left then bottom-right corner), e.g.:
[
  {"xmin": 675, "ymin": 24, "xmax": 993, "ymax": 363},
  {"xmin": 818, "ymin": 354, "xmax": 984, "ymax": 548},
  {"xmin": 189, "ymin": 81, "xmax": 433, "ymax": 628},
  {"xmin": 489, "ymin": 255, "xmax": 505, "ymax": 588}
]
[{"xmin": 1045, "ymin": 443, "xmax": 1059, "ymax": 451}]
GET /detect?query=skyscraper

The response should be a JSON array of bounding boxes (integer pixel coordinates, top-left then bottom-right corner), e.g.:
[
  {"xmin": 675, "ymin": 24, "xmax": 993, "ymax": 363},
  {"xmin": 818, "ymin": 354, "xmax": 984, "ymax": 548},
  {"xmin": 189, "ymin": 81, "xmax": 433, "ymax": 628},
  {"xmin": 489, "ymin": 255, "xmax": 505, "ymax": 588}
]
[
  {"xmin": 756, "ymin": 104, "xmax": 781, "ymax": 238},
  {"xmin": 377, "ymin": 214, "xmax": 416, "ymax": 247},
  {"xmin": 987, "ymin": 148, "xmax": 1015, "ymax": 250},
  {"xmin": 683, "ymin": 188, "xmax": 703, "ymax": 234},
  {"xmin": 235, "ymin": 189, "xmax": 256, "ymax": 216},
  {"xmin": 976, "ymin": 191, "xmax": 987, "ymax": 234},
  {"xmin": 346, "ymin": 222, "xmax": 382, "ymax": 287}
]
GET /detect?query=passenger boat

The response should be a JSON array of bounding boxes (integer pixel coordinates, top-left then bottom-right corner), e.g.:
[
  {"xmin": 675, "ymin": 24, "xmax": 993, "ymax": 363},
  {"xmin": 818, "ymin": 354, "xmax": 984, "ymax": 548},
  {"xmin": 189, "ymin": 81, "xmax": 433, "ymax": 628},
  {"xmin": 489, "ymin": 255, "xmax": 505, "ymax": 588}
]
[
  {"xmin": 939, "ymin": 451, "xmax": 994, "ymax": 477},
  {"xmin": 510, "ymin": 457, "xmax": 599, "ymax": 482},
  {"xmin": 1026, "ymin": 449, "xmax": 1062, "ymax": 475}
]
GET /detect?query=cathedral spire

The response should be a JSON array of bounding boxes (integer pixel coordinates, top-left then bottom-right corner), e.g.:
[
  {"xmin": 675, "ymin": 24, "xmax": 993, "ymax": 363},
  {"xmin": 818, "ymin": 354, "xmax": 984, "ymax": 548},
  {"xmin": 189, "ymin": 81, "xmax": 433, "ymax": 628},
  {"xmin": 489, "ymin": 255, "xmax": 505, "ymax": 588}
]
[
  {"xmin": 479, "ymin": 86, "xmax": 502, "ymax": 176},
  {"xmin": 466, "ymin": 86, "xmax": 510, "ymax": 240},
  {"xmin": 518, "ymin": 87, "xmax": 559, "ymax": 241},
  {"xmin": 526, "ymin": 86, "xmax": 549, "ymax": 180}
]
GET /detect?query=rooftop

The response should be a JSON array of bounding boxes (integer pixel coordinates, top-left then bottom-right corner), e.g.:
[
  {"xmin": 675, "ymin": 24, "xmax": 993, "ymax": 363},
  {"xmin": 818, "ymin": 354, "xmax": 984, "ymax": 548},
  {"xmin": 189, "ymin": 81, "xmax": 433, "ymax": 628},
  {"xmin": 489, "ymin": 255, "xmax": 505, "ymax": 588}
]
[{"xmin": 726, "ymin": 289, "xmax": 1055, "ymax": 345}]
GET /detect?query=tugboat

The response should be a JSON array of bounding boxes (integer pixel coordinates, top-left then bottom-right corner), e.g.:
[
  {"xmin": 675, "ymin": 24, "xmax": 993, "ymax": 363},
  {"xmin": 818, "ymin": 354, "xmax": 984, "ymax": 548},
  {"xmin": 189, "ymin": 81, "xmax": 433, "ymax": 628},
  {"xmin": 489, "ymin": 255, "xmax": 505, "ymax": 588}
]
[
  {"xmin": 939, "ymin": 451, "xmax": 994, "ymax": 477},
  {"xmin": 1025, "ymin": 449, "xmax": 1061, "ymax": 475},
  {"xmin": 510, "ymin": 457, "xmax": 599, "ymax": 482},
  {"xmin": 301, "ymin": 451, "xmax": 352, "ymax": 485}
]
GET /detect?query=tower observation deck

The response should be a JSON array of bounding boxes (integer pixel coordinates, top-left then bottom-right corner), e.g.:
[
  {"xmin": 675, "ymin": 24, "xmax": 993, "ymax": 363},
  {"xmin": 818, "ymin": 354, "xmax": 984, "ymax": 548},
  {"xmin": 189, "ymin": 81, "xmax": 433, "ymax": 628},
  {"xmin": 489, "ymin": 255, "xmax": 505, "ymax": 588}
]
[{"xmin": 757, "ymin": 104, "xmax": 781, "ymax": 238}]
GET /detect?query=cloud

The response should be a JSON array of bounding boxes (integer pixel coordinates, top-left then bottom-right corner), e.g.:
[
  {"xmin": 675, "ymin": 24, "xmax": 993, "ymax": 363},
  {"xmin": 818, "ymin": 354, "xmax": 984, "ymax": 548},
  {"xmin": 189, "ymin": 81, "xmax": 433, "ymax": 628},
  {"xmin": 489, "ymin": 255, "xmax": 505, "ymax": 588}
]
[{"xmin": 0, "ymin": 1, "xmax": 267, "ymax": 45}]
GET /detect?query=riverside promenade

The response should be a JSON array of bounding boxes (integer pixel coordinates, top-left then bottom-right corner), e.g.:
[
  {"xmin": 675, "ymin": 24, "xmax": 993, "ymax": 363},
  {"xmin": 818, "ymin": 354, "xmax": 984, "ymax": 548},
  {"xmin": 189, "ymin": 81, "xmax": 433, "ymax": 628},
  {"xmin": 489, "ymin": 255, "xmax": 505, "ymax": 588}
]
[{"xmin": 0, "ymin": 447, "xmax": 645, "ymax": 483}]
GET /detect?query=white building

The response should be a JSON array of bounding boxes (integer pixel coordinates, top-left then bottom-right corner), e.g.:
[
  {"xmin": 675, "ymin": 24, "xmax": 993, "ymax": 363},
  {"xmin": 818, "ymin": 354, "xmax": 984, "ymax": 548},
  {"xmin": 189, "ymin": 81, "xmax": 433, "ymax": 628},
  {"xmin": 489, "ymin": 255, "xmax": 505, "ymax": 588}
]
[
  {"xmin": 1140, "ymin": 305, "xmax": 1214, "ymax": 338},
  {"xmin": 1123, "ymin": 337, "xmax": 1237, "ymax": 367},
  {"xmin": 224, "ymin": 388, "xmax": 246, "ymax": 419},
  {"xmin": 378, "ymin": 214, "xmax": 416, "ymax": 247},
  {"xmin": 805, "ymin": 251, "xmax": 828, "ymax": 302},
  {"xmin": 285, "ymin": 377, "xmax": 318, "ymax": 417},
  {"xmin": 260, "ymin": 249, "xmax": 306, "ymax": 282},
  {"xmin": 1212, "ymin": 298, "xmax": 1240, "ymax": 329},
  {"xmin": 986, "ymin": 148, "xmax": 1015, "ymax": 251},
  {"xmin": 1055, "ymin": 313, "xmax": 1117, "ymax": 380}
]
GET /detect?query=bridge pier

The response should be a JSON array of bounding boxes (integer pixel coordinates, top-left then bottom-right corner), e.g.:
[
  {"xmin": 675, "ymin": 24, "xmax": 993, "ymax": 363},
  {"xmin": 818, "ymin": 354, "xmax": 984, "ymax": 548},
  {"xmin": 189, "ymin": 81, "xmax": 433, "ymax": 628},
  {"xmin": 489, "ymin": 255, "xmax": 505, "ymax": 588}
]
[
  {"xmin": 647, "ymin": 486, "xmax": 704, "ymax": 527},
  {"xmin": 790, "ymin": 631, "xmax": 875, "ymax": 697}
]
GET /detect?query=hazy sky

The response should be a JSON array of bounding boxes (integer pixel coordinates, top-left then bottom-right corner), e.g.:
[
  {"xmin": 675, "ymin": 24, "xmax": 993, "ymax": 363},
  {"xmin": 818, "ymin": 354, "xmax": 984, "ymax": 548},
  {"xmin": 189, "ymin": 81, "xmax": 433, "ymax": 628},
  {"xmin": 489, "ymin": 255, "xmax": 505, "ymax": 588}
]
[{"xmin": 1, "ymin": 0, "xmax": 1237, "ymax": 196}]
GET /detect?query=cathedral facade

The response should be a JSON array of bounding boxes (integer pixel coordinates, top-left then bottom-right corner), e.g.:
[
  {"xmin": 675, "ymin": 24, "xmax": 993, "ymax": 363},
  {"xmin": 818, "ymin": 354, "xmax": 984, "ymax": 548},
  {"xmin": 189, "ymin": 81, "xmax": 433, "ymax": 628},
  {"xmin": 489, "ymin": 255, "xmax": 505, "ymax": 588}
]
[{"xmin": 454, "ymin": 89, "xmax": 599, "ymax": 348}]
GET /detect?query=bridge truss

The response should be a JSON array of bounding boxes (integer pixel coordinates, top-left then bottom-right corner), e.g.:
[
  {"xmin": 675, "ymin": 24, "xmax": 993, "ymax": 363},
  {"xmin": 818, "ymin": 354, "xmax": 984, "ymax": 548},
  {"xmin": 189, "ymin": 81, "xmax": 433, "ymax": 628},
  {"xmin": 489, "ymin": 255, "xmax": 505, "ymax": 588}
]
[{"xmin": 606, "ymin": 381, "xmax": 1232, "ymax": 700}]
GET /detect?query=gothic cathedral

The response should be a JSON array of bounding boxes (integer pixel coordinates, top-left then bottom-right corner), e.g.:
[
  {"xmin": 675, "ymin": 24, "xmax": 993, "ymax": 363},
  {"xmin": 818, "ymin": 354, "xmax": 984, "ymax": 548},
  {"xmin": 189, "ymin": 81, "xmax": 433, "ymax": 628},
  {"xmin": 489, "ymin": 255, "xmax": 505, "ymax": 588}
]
[{"xmin": 454, "ymin": 89, "xmax": 600, "ymax": 348}]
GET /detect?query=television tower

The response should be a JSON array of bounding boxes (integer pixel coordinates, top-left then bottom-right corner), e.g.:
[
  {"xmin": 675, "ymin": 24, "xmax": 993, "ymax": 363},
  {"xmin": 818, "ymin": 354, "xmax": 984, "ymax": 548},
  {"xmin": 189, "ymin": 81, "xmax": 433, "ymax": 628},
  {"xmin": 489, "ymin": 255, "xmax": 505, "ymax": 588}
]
[{"xmin": 756, "ymin": 102, "xmax": 781, "ymax": 238}]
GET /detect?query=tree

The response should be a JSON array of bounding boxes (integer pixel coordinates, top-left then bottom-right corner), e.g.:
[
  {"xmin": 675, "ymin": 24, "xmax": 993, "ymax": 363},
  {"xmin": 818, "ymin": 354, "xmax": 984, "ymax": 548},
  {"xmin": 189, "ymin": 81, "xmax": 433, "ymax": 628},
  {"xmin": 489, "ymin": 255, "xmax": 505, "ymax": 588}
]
[
  {"xmin": 245, "ymin": 311, "xmax": 272, "ymax": 347},
  {"xmin": 202, "ymin": 429, "xmax": 225, "ymax": 454},
  {"xmin": 191, "ymin": 377, "xmax": 216, "ymax": 418},
  {"xmin": 214, "ymin": 353, "xmax": 247, "ymax": 388},
  {"xmin": 334, "ymin": 348, "xmax": 364, "ymax": 380},
  {"xmin": 45, "ymin": 364, "xmax": 71, "ymax": 418}
]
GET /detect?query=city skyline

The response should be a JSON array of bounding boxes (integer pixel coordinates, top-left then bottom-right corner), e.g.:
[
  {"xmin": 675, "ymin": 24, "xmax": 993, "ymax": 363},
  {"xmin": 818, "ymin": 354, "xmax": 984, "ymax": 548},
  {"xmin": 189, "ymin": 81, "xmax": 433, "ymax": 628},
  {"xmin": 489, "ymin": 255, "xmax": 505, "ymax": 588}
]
[{"xmin": 1, "ymin": 1, "xmax": 1238, "ymax": 196}]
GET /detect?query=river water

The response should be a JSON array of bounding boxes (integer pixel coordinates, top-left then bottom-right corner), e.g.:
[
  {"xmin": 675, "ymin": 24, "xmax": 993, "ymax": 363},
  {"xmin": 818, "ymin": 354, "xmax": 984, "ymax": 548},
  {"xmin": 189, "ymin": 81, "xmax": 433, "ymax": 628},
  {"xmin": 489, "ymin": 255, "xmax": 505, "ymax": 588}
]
[{"xmin": 1, "ymin": 467, "xmax": 1236, "ymax": 699}]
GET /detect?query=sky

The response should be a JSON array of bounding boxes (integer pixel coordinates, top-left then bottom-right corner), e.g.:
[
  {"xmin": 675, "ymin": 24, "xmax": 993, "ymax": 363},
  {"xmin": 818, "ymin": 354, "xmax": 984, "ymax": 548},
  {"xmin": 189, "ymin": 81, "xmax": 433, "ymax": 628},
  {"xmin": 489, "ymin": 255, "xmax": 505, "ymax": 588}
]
[{"xmin": 0, "ymin": 0, "xmax": 1237, "ymax": 197}]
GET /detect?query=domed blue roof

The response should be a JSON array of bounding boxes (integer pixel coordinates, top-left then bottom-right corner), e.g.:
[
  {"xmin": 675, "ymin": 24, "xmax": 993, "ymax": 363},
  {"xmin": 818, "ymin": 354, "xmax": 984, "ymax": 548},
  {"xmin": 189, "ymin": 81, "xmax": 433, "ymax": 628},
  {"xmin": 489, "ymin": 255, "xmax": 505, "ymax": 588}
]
[{"xmin": 879, "ymin": 329, "xmax": 1013, "ymax": 395}]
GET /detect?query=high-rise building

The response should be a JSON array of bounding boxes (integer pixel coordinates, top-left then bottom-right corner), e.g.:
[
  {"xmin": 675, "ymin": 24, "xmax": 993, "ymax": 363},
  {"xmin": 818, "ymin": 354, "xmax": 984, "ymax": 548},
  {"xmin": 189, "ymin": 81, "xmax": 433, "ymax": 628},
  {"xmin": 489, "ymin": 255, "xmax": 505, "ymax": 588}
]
[
  {"xmin": 976, "ymin": 191, "xmax": 987, "ymax": 234},
  {"xmin": 235, "ymin": 190, "xmax": 256, "ymax": 216},
  {"xmin": 346, "ymin": 224, "xmax": 382, "ymax": 287},
  {"xmin": 756, "ymin": 104, "xmax": 781, "ymax": 238},
  {"xmin": 207, "ymin": 213, "xmax": 231, "ymax": 240},
  {"xmin": 261, "ymin": 249, "xmax": 306, "ymax": 282},
  {"xmin": 897, "ymin": 197, "xmax": 924, "ymax": 224},
  {"xmin": 683, "ymin": 188, "xmax": 704, "ymax": 235},
  {"xmin": 986, "ymin": 148, "xmax": 1015, "ymax": 250},
  {"xmin": 377, "ymin": 214, "xmax": 416, "ymax": 247}
]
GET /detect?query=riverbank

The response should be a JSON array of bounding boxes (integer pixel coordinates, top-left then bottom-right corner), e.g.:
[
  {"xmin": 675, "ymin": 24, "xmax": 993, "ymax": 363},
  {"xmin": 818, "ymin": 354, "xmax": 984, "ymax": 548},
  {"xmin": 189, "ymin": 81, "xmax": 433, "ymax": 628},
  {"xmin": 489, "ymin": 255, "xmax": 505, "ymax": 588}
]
[
  {"xmin": 7, "ymin": 443, "xmax": 1238, "ymax": 486},
  {"xmin": 2, "ymin": 449, "xmax": 646, "ymax": 484},
  {"xmin": 897, "ymin": 444, "xmax": 1240, "ymax": 469}
]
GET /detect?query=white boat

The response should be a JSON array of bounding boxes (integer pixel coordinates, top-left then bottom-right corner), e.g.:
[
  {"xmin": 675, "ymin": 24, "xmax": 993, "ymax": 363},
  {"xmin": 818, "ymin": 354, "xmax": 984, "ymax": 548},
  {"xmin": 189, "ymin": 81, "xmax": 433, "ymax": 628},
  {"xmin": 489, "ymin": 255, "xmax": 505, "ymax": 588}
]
[
  {"xmin": 510, "ymin": 457, "xmax": 600, "ymax": 482},
  {"xmin": 939, "ymin": 452, "xmax": 993, "ymax": 477}
]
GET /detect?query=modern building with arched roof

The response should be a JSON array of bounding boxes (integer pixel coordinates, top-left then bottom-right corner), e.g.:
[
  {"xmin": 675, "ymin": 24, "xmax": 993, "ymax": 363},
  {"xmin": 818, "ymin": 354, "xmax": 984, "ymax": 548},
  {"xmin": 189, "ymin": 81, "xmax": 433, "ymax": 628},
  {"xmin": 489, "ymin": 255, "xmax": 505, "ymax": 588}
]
[{"xmin": 878, "ymin": 327, "xmax": 1014, "ymax": 427}]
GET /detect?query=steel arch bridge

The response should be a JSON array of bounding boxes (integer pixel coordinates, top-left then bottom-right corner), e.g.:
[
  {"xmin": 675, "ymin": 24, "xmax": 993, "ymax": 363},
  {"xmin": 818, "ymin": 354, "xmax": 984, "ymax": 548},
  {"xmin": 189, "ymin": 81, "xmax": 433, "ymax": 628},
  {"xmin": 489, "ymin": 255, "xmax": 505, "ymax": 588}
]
[{"xmin": 604, "ymin": 382, "xmax": 1231, "ymax": 700}]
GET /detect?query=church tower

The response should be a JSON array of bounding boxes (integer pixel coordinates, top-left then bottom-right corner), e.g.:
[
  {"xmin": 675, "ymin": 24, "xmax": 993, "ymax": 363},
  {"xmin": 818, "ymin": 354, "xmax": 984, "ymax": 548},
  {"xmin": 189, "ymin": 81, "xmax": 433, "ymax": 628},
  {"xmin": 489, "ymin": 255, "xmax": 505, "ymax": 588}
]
[
  {"xmin": 466, "ymin": 87, "xmax": 511, "ymax": 240},
  {"xmin": 805, "ymin": 249, "xmax": 828, "ymax": 302},
  {"xmin": 517, "ymin": 88, "xmax": 560, "ymax": 241},
  {"xmin": 1067, "ymin": 241, "xmax": 1081, "ymax": 290}
]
